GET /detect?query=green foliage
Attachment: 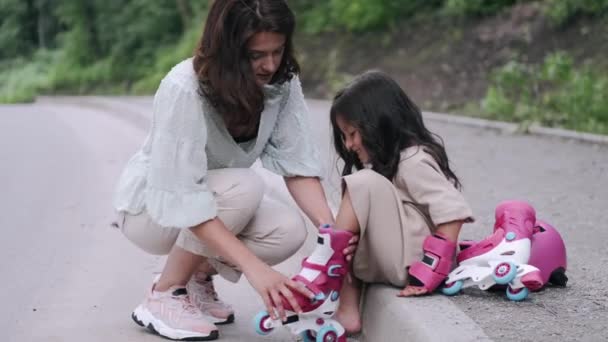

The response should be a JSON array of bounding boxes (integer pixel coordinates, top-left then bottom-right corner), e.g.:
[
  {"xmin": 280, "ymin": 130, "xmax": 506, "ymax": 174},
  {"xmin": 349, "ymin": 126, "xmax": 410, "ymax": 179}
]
[
  {"xmin": 1, "ymin": 0, "xmax": 608, "ymax": 136},
  {"xmin": 0, "ymin": 50, "xmax": 56, "ymax": 103},
  {"xmin": 482, "ymin": 52, "xmax": 608, "ymax": 134},
  {"xmin": 444, "ymin": 0, "xmax": 520, "ymax": 17},
  {"xmin": 292, "ymin": 0, "xmax": 440, "ymax": 33},
  {"xmin": 545, "ymin": 0, "xmax": 608, "ymax": 24},
  {"xmin": 0, "ymin": 0, "xmax": 38, "ymax": 58},
  {"xmin": 132, "ymin": 24, "xmax": 202, "ymax": 94}
]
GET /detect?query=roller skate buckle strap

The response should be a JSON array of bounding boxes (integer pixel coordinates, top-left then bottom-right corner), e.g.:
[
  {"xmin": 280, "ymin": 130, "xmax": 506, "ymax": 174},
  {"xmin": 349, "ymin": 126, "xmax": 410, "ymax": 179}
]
[{"xmin": 300, "ymin": 259, "xmax": 347, "ymax": 277}]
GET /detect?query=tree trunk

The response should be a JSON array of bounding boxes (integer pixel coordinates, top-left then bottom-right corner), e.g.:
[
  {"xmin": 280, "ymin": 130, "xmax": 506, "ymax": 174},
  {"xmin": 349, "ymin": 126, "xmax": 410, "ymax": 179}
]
[{"xmin": 36, "ymin": 0, "xmax": 51, "ymax": 48}]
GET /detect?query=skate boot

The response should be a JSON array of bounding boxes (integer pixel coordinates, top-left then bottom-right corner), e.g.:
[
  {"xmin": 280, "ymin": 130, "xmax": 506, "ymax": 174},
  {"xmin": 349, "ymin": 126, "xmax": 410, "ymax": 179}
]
[
  {"xmin": 442, "ymin": 200, "xmax": 543, "ymax": 301},
  {"xmin": 254, "ymin": 224, "xmax": 353, "ymax": 342}
]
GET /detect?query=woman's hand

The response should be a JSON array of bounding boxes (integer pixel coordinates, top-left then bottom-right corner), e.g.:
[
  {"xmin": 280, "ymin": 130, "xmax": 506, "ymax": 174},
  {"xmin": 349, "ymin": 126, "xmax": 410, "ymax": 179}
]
[
  {"xmin": 344, "ymin": 234, "xmax": 359, "ymax": 262},
  {"xmin": 244, "ymin": 261, "xmax": 315, "ymax": 322},
  {"xmin": 397, "ymin": 285, "xmax": 428, "ymax": 297}
]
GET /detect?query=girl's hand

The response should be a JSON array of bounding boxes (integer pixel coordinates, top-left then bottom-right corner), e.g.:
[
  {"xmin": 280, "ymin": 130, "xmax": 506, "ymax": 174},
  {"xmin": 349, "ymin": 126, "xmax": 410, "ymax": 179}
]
[
  {"xmin": 397, "ymin": 285, "xmax": 428, "ymax": 297},
  {"xmin": 344, "ymin": 234, "xmax": 359, "ymax": 262},
  {"xmin": 244, "ymin": 262, "xmax": 314, "ymax": 322}
]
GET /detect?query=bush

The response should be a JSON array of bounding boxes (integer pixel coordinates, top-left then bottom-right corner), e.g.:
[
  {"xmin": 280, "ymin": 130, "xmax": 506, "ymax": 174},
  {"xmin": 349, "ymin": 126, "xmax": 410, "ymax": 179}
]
[
  {"xmin": 482, "ymin": 52, "xmax": 608, "ymax": 134},
  {"xmin": 292, "ymin": 0, "xmax": 440, "ymax": 33},
  {"xmin": 443, "ymin": 0, "xmax": 521, "ymax": 17},
  {"xmin": 0, "ymin": 50, "xmax": 56, "ymax": 103},
  {"xmin": 545, "ymin": 0, "xmax": 608, "ymax": 24}
]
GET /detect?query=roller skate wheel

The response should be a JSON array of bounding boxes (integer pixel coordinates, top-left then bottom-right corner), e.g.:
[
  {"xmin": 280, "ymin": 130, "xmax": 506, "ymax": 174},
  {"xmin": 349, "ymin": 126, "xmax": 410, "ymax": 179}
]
[
  {"xmin": 316, "ymin": 325, "xmax": 339, "ymax": 342},
  {"xmin": 506, "ymin": 286, "xmax": 529, "ymax": 301},
  {"xmin": 493, "ymin": 261, "xmax": 517, "ymax": 285},
  {"xmin": 441, "ymin": 280, "xmax": 464, "ymax": 296},
  {"xmin": 253, "ymin": 311, "xmax": 274, "ymax": 335},
  {"xmin": 505, "ymin": 232, "xmax": 516, "ymax": 241}
]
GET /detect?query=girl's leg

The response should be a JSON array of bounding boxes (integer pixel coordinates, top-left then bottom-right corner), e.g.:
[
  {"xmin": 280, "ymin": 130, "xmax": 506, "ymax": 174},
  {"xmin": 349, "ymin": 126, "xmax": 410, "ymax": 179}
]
[
  {"xmin": 334, "ymin": 188, "xmax": 363, "ymax": 334},
  {"xmin": 335, "ymin": 275, "xmax": 363, "ymax": 334},
  {"xmin": 334, "ymin": 169, "xmax": 425, "ymax": 333},
  {"xmin": 343, "ymin": 169, "xmax": 428, "ymax": 286}
]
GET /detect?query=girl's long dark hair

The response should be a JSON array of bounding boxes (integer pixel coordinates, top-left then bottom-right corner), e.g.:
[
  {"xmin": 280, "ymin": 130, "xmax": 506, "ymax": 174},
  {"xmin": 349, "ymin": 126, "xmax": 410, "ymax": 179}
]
[
  {"xmin": 330, "ymin": 70, "xmax": 462, "ymax": 189},
  {"xmin": 193, "ymin": 0, "xmax": 299, "ymax": 136}
]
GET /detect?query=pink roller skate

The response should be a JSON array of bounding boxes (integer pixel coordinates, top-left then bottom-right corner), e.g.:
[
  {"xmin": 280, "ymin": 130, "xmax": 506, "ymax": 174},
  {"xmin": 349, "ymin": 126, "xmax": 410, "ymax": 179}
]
[
  {"xmin": 442, "ymin": 200, "xmax": 545, "ymax": 301},
  {"xmin": 254, "ymin": 224, "xmax": 353, "ymax": 342}
]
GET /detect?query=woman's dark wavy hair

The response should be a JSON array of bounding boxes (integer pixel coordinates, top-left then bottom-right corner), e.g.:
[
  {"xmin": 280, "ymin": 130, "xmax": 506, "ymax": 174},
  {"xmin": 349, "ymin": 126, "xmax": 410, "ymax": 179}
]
[
  {"xmin": 330, "ymin": 70, "xmax": 462, "ymax": 189},
  {"xmin": 193, "ymin": 0, "xmax": 299, "ymax": 135}
]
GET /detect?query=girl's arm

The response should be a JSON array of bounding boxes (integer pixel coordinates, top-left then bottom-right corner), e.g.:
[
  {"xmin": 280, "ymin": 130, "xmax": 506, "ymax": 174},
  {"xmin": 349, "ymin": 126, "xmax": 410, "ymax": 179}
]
[
  {"xmin": 435, "ymin": 219, "xmax": 463, "ymax": 242},
  {"xmin": 190, "ymin": 218, "xmax": 314, "ymax": 321},
  {"xmin": 398, "ymin": 219, "xmax": 464, "ymax": 297},
  {"xmin": 284, "ymin": 176, "xmax": 335, "ymax": 227}
]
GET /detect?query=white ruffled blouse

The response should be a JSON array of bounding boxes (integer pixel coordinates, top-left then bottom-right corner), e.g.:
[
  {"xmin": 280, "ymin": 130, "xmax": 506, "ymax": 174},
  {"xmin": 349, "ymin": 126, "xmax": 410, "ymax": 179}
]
[{"xmin": 113, "ymin": 58, "xmax": 322, "ymax": 228}]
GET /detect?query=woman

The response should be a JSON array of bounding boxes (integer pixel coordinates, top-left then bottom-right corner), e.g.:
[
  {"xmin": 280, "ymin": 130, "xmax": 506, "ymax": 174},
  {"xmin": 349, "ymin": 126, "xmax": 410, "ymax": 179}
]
[{"xmin": 112, "ymin": 1, "xmax": 352, "ymax": 340}]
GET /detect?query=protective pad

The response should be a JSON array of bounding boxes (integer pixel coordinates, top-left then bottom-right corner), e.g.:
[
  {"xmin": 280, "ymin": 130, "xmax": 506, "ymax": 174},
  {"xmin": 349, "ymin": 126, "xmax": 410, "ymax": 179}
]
[{"xmin": 408, "ymin": 233, "xmax": 456, "ymax": 292}]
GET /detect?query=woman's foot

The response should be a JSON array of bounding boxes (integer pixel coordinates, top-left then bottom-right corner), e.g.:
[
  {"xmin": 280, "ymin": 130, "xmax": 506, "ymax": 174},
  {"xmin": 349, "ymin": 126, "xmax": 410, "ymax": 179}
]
[
  {"xmin": 187, "ymin": 273, "xmax": 235, "ymax": 325},
  {"xmin": 132, "ymin": 279, "xmax": 219, "ymax": 341}
]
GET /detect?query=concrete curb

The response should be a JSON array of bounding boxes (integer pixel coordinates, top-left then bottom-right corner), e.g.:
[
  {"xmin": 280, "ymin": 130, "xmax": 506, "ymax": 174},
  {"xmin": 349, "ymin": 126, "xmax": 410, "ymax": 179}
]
[
  {"xmin": 423, "ymin": 111, "xmax": 608, "ymax": 145},
  {"xmin": 361, "ymin": 285, "xmax": 492, "ymax": 342}
]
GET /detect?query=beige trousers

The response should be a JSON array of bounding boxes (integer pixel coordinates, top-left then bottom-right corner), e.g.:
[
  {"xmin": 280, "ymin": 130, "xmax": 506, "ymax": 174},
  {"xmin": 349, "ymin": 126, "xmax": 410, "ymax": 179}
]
[
  {"xmin": 117, "ymin": 168, "xmax": 308, "ymax": 282},
  {"xmin": 344, "ymin": 169, "xmax": 432, "ymax": 287}
]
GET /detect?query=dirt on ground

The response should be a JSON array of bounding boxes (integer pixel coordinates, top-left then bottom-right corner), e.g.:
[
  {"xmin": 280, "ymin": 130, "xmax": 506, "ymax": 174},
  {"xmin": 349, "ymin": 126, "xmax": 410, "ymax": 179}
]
[{"xmin": 297, "ymin": 3, "xmax": 608, "ymax": 112}]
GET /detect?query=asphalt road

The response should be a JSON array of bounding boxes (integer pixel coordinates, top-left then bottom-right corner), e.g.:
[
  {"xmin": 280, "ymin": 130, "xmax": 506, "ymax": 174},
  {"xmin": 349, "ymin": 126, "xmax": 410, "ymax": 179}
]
[{"xmin": 1, "ymin": 96, "xmax": 606, "ymax": 342}]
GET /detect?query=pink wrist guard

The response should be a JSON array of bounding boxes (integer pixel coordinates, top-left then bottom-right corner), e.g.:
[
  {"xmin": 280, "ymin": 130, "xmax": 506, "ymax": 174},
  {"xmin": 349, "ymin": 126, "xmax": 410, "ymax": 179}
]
[{"xmin": 408, "ymin": 232, "xmax": 456, "ymax": 292}]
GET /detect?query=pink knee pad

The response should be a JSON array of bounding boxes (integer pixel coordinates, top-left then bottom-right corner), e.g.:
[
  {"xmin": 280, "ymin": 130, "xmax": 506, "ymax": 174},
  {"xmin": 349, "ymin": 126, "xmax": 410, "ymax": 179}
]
[{"xmin": 408, "ymin": 232, "xmax": 456, "ymax": 292}]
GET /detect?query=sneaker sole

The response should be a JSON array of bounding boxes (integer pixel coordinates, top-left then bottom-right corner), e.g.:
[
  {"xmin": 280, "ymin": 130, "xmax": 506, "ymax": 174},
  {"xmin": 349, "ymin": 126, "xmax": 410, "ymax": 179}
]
[
  {"xmin": 132, "ymin": 305, "xmax": 219, "ymax": 341},
  {"xmin": 213, "ymin": 313, "xmax": 235, "ymax": 325}
]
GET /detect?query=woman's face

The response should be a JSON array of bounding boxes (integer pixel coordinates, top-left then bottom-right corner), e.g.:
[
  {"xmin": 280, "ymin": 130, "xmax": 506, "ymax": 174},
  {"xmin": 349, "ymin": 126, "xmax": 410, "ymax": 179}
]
[
  {"xmin": 336, "ymin": 115, "xmax": 370, "ymax": 164},
  {"xmin": 247, "ymin": 31, "xmax": 286, "ymax": 87}
]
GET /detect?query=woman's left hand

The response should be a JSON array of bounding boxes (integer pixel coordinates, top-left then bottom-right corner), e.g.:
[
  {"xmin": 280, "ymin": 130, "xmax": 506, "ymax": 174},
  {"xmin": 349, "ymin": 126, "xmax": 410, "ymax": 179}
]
[
  {"xmin": 397, "ymin": 285, "xmax": 428, "ymax": 297},
  {"xmin": 343, "ymin": 234, "xmax": 359, "ymax": 262}
]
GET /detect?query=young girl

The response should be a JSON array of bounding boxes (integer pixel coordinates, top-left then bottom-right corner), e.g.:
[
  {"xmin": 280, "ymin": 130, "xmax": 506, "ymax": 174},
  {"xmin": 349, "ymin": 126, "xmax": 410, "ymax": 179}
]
[{"xmin": 284, "ymin": 70, "xmax": 474, "ymax": 334}]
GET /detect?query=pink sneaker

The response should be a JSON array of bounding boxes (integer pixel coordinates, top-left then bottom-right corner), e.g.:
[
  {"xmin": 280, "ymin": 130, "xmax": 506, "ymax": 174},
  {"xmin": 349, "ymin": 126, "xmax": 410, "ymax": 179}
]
[
  {"xmin": 132, "ymin": 280, "xmax": 219, "ymax": 341},
  {"xmin": 187, "ymin": 274, "xmax": 235, "ymax": 325}
]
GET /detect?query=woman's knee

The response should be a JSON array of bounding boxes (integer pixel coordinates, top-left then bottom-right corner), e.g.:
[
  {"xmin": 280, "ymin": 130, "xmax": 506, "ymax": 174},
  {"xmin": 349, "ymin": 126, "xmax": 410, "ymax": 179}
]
[
  {"xmin": 251, "ymin": 209, "xmax": 308, "ymax": 265},
  {"xmin": 120, "ymin": 212, "xmax": 178, "ymax": 255},
  {"xmin": 276, "ymin": 212, "xmax": 308, "ymax": 257},
  {"xmin": 208, "ymin": 169, "xmax": 265, "ymax": 231},
  {"xmin": 210, "ymin": 168, "xmax": 265, "ymax": 209}
]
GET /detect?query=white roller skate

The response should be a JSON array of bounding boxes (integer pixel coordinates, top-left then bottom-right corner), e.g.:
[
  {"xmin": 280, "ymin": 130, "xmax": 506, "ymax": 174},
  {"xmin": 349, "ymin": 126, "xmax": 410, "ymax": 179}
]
[{"xmin": 442, "ymin": 200, "xmax": 544, "ymax": 301}]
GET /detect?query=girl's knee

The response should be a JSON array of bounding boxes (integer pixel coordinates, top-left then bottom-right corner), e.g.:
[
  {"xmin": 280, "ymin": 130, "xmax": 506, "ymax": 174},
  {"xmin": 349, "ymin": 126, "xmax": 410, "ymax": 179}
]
[{"xmin": 344, "ymin": 169, "xmax": 392, "ymax": 193}]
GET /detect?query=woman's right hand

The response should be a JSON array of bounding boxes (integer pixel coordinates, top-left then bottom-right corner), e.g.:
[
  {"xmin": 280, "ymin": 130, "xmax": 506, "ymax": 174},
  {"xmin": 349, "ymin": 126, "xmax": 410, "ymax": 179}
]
[{"xmin": 244, "ymin": 261, "xmax": 315, "ymax": 322}]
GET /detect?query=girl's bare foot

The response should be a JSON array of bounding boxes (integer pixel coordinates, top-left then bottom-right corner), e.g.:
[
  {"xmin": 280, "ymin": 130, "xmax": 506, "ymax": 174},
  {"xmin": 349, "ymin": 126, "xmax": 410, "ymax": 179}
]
[
  {"xmin": 334, "ymin": 307, "xmax": 362, "ymax": 335},
  {"xmin": 397, "ymin": 285, "xmax": 429, "ymax": 297}
]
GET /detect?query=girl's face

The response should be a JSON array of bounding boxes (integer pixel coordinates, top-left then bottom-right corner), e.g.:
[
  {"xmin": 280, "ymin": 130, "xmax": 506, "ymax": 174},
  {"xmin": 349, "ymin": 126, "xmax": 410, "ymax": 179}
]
[
  {"xmin": 247, "ymin": 31, "xmax": 286, "ymax": 87},
  {"xmin": 336, "ymin": 115, "xmax": 370, "ymax": 164}
]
